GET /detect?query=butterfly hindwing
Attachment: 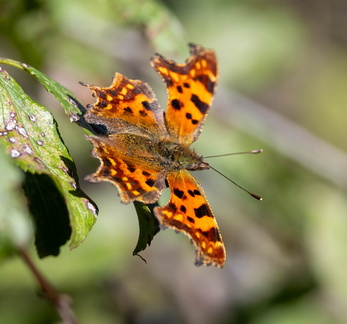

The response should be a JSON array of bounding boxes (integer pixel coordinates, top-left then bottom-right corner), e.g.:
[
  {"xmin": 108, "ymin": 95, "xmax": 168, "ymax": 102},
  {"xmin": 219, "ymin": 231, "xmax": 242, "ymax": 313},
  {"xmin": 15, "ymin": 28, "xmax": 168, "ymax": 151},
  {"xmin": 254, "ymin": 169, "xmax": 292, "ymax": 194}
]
[
  {"xmin": 155, "ymin": 170, "xmax": 225, "ymax": 267},
  {"xmin": 87, "ymin": 136, "xmax": 167, "ymax": 204}
]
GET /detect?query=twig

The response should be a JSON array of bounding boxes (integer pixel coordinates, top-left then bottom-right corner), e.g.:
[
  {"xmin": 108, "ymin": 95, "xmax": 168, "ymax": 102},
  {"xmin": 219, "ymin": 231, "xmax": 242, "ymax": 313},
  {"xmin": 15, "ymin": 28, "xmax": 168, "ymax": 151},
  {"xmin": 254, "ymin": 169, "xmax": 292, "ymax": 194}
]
[
  {"xmin": 18, "ymin": 247, "xmax": 79, "ymax": 324},
  {"xmin": 216, "ymin": 89, "xmax": 347, "ymax": 188}
]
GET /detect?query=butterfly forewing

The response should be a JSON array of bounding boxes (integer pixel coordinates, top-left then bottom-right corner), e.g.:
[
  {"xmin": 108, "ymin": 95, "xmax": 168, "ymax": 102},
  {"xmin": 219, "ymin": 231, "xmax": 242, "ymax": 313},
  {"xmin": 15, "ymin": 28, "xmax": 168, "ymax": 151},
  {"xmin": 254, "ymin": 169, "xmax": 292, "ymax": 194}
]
[
  {"xmin": 151, "ymin": 43, "xmax": 218, "ymax": 145},
  {"xmin": 84, "ymin": 73, "xmax": 166, "ymax": 136}
]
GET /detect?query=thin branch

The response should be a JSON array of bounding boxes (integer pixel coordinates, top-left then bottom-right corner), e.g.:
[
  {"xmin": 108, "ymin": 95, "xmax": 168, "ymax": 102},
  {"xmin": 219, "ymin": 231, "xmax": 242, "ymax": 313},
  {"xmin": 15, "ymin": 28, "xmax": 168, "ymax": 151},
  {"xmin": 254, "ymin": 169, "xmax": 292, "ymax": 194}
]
[
  {"xmin": 216, "ymin": 89, "xmax": 347, "ymax": 188},
  {"xmin": 18, "ymin": 247, "xmax": 79, "ymax": 324}
]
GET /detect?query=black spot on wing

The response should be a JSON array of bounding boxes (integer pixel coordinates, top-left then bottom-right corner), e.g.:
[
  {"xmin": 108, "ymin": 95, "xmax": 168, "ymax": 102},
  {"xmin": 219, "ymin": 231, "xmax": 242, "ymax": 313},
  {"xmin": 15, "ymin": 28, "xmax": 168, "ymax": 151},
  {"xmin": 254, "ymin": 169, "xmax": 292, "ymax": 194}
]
[
  {"xmin": 164, "ymin": 77, "xmax": 173, "ymax": 87},
  {"xmin": 145, "ymin": 178, "xmax": 156, "ymax": 187},
  {"xmin": 199, "ymin": 227, "xmax": 222, "ymax": 242},
  {"xmin": 187, "ymin": 216, "xmax": 195, "ymax": 223},
  {"xmin": 206, "ymin": 81, "xmax": 215, "ymax": 94},
  {"xmin": 124, "ymin": 106, "xmax": 133, "ymax": 114},
  {"xmin": 141, "ymin": 101, "xmax": 152, "ymax": 110},
  {"xmin": 194, "ymin": 203, "xmax": 212, "ymax": 218},
  {"xmin": 171, "ymin": 99, "xmax": 183, "ymax": 110},
  {"xmin": 191, "ymin": 94, "xmax": 209, "ymax": 114},
  {"xmin": 174, "ymin": 188, "xmax": 185, "ymax": 199},
  {"xmin": 195, "ymin": 75, "xmax": 215, "ymax": 94},
  {"xmin": 103, "ymin": 158, "xmax": 114, "ymax": 168},
  {"xmin": 167, "ymin": 202, "xmax": 177, "ymax": 212},
  {"xmin": 188, "ymin": 189, "xmax": 201, "ymax": 197},
  {"xmin": 101, "ymin": 168, "xmax": 111, "ymax": 177}
]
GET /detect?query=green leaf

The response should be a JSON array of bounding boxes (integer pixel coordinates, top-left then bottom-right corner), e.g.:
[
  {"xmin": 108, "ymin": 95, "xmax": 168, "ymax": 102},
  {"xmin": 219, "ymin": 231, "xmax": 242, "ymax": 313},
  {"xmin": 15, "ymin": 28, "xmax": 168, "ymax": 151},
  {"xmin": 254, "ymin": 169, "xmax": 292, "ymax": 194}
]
[
  {"xmin": 22, "ymin": 172, "xmax": 72, "ymax": 257},
  {"xmin": 0, "ymin": 66, "xmax": 97, "ymax": 257},
  {"xmin": 0, "ymin": 57, "xmax": 94, "ymax": 133},
  {"xmin": 132, "ymin": 201, "xmax": 160, "ymax": 257},
  {"xmin": 0, "ymin": 146, "xmax": 32, "ymax": 260}
]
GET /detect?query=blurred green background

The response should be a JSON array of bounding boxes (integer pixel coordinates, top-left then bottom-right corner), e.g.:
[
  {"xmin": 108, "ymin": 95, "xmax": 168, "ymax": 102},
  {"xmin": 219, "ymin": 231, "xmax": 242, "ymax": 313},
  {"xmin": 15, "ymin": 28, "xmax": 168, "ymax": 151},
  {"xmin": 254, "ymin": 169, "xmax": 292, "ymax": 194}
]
[{"xmin": 1, "ymin": 0, "xmax": 347, "ymax": 323}]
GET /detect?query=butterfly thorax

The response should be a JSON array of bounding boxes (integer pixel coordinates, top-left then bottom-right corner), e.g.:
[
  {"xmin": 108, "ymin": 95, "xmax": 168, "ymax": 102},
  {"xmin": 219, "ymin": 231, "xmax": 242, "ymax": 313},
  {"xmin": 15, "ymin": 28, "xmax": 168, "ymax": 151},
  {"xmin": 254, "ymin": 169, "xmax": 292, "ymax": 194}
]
[{"xmin": 157, "ymin": 140, "xmax": 209, "ymax": 172}]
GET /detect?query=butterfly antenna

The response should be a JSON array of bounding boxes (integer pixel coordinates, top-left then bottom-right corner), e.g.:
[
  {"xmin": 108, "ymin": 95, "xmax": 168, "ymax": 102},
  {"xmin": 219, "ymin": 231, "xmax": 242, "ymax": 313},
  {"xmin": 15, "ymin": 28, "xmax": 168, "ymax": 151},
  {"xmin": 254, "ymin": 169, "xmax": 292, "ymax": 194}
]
[
  {"xmin": 206, "ymin": 164, "xmax": 262, "ymax": 200},
  {"xmin": 204, "ymin": 149, "xmax": 263, "ymax": 159},
  {"xmin": 202, "ymin": 148, "xmax": 263, "ymax": 200}
]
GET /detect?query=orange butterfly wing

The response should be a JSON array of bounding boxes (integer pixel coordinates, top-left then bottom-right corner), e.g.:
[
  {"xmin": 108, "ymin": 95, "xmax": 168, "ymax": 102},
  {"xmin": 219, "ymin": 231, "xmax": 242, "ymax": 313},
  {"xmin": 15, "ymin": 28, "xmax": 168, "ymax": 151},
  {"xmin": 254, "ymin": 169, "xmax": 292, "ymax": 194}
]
[
  {"xmin": 155, "ymin": 170, "xmax": 225, "ymax": 267},
  {"xmin": 84, "ymin": 73, "xmax": 166, "ymax": 136},
  {"xmin": 86, "ymin": 135, "xmax": 167, "ymax": 204},
  {"xmin": 151, "ymin": 43, "xmax": 218, "ymax": 145}
]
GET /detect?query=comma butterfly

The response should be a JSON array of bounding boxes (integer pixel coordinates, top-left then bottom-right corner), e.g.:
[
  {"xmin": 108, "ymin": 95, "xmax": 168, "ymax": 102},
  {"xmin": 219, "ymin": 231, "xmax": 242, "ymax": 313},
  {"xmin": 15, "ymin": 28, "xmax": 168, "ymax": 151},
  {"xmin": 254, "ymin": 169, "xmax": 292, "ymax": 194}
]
[{"xmin": 84, "ymin": 43, "xmax": 226, "ymax": 267}]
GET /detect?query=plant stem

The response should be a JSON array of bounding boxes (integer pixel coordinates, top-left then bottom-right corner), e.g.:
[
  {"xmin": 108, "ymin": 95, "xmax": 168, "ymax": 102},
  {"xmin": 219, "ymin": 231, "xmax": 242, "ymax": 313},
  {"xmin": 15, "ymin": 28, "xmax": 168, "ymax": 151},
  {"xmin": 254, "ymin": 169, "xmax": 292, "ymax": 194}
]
[{"xmin": 18, "ymin": 247, "xmax": 79, "ymax": 324}]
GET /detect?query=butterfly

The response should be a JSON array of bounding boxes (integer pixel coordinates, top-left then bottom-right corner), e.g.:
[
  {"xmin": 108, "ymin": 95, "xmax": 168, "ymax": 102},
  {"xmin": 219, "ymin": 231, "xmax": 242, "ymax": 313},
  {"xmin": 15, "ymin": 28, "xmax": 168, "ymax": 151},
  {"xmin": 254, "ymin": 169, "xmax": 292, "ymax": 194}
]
[{"xmin": 84, "ymin": 43, "xmax": 226, "ymax": 267}]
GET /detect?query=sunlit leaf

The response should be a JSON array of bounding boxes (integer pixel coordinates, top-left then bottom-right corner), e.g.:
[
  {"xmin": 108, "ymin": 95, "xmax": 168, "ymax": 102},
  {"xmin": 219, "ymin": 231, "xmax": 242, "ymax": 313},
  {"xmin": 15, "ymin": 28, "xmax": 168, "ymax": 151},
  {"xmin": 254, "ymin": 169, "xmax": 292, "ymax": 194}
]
[
  {"xmin": 0, "ymin": 147, "xmax": 32, "ymax": 260},
  {"xmin": 0, "ymin": 57, "xmax": 94, "ymax": 133},
  {"xmin": 0, "ymin": 66, "xmax": 97, "ymax": 256}
]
